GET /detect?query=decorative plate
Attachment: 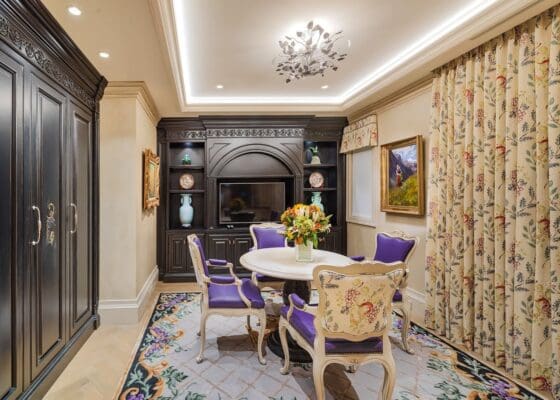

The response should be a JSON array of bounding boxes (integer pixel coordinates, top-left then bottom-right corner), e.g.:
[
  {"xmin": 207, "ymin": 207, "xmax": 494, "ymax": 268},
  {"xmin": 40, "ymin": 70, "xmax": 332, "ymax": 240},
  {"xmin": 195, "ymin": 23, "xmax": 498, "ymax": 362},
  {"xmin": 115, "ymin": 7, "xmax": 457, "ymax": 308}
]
[
  {"xmin": 179, "ymin": 173, "xmax": 195, "ymax": 189},
  {"xmin": 309, "ymin": 171, "xmax": 324, "ymax": 188}
]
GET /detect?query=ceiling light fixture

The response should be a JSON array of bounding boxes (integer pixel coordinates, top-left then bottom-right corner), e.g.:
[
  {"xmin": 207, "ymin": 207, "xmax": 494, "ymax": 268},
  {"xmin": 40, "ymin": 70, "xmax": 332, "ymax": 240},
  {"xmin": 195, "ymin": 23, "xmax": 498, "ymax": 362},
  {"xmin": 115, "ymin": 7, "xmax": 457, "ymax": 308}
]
[
  {"xmin": 216, "ymin": 84, "xmax": 224, "ymax": 89},
  {"xmin": 98, "ymin": 52, "xmax": 110, "ymax": 59},
  {"xmin": 275, "ymin": 20, "xmax": 348, "ymax": 83},
  {"xmin": 67, "ymin": 6, "xmax": 82, "ymax": 16},
  {"xmin": 321, "ymin": 85, "xmax": 329, "ymax": 90}
]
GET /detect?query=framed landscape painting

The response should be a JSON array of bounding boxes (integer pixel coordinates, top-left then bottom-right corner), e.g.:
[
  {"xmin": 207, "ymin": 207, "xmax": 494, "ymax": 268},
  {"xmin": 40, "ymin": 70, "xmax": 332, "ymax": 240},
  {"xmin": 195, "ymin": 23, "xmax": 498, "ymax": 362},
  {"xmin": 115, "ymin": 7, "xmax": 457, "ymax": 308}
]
[{"xmin": 380, "ymin": 135, "xmax": 424, "ymax": 215}]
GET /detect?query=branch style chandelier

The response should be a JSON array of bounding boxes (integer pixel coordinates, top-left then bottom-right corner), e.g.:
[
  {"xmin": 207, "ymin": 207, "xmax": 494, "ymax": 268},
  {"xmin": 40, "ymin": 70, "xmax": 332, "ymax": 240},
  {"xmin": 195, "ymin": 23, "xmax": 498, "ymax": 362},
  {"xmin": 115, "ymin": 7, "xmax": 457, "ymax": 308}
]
[{"xmin": 275, "ymin": 21, "xmax": 348, "ymax": 83}]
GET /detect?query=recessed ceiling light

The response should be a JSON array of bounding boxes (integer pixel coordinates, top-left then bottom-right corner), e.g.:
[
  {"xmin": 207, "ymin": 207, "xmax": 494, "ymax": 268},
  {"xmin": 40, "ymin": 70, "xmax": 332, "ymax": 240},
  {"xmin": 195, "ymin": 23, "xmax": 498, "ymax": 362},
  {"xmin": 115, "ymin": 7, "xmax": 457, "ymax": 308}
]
[
  {"xmin": 321, "ymin": 85, "xmax": 329, "ymax": 90},
  {"xmin": 98, "ymin": 52, "xmax": 110, "ymax": 59},
  {"xmin": 216, "ymin": 84, "xmax": 224, "ymax": 89},
  {"xmin": 67, "ymin": 6, "xmax": 82, "ymax": 16}
]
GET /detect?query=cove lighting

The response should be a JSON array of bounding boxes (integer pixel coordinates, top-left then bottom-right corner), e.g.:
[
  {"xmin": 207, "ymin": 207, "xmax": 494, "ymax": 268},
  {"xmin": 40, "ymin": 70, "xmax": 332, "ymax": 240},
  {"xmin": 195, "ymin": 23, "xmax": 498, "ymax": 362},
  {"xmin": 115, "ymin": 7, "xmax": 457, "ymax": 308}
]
[{"xmin": 173, "ymin": 0, "xmax": 498, "ymax": 105}]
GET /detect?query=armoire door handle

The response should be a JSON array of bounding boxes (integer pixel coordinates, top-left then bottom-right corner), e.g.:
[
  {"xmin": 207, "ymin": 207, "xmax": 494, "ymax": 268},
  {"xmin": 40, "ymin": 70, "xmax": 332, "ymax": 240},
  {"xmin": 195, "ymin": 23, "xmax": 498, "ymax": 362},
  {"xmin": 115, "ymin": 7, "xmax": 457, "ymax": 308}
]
[
  {"xmin": 31, "ymin": 205, "xmax": 41, "ymax": 246},
  {"xmin": 70, "ymin": 203, "xmax": 78, "ymax": 234}
]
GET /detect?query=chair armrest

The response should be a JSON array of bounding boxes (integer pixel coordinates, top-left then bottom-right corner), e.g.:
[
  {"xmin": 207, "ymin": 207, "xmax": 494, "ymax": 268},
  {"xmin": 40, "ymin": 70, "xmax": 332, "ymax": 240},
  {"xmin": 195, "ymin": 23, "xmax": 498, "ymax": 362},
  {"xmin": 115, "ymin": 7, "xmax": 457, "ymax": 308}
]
[
  {"xmin": 209, "ymin": 275, "xmax": 236, "ymax": 284},
  {"xmin": 286, "ymin": 294, "xmax": 317, "ymax": 319},
  {"xmin": 208, "ymin": 258, "xmax": 228, "ymax": 266},
  {"xmin": 350, "ymin": 255, "xmax": 366, "ymax": 262}
]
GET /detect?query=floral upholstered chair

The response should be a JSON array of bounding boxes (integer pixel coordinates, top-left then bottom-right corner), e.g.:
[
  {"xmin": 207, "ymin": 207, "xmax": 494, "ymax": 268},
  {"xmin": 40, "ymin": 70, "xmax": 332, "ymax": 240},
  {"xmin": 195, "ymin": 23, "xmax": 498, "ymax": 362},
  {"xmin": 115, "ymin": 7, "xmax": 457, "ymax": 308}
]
[
  {"xmin": 279, "ymin": 263, "xmax": 405, "ymax": 400},
  {"xmin": 248, "ymin": 223, "xmax": 287, "ymax": 288},
  {"xmin": 187, "ymin": 234, "xmax": 267, "ymax": 365},
  {"xmin": 350, "ymin": 230, "xmax": 418, "ymax": 353}
]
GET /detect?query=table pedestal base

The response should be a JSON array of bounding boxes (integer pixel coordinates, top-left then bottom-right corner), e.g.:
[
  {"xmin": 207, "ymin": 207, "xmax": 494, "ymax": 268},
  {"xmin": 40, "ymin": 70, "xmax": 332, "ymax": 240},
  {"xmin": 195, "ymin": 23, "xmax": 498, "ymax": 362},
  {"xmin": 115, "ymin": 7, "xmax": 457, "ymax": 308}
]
[{"xmin": 266, "ymin": 279, "xmax": 312, "ymax": 363}]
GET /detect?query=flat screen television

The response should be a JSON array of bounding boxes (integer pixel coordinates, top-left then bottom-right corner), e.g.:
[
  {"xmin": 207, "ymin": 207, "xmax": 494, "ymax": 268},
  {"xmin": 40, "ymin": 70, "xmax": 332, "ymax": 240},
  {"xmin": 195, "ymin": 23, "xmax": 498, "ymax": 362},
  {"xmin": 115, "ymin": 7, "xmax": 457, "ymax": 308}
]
[{"xmin": 219, "ymin": 182, "xmax": 285, "ymax": 225}]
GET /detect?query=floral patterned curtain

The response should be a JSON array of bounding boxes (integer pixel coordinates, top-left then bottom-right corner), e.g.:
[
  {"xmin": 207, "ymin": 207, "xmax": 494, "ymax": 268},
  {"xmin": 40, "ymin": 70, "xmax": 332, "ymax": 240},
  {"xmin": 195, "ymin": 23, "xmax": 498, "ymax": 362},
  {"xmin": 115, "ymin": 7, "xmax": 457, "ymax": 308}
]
[{"xmin": 425, "ymin": 5, "xmax": 560, "ymax": 397}]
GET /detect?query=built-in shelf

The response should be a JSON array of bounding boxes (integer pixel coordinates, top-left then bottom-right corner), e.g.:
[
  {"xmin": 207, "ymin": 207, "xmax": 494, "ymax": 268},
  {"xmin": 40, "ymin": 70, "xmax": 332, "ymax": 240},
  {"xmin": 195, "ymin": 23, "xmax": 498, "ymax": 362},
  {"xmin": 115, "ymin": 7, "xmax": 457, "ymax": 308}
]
[
  {"xmin": 303, "ymin": 163, "xmax": 337, "ymax": 168},
  {"xmin": 169, "ymin": 189, "xmax": 205, "ymax": 194},
  {"xmin": 303, "ymin": 187, "xmax": 337, "ymax": 192},
  {"xmin": 169, "ymin": 165, "xmax": 205, "ymax": 170}
]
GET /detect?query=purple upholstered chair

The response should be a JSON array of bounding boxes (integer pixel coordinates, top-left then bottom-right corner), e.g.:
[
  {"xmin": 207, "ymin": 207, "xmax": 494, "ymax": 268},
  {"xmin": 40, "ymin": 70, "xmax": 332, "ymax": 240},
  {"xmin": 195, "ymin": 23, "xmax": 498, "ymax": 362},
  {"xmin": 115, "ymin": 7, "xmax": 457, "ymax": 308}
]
[
  {"xmin": 350, "ymin": 230, "xmax": 418, "ymax": 353},
  {"xmin": 249, "ymin": 223, "xmax": 287, "ymax": 288},
  {"xmin": 279, "ymin": 263, "xmax": 405, "ymax": 400},
  {"xmin": 187, "ymin": 234, "xmax": 267, "ymax": 364}
]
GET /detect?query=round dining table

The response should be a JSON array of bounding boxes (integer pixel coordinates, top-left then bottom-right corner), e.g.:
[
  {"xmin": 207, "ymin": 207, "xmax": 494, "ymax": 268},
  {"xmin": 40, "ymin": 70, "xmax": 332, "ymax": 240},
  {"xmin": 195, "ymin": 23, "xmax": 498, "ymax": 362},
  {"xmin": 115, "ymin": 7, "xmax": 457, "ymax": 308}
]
[{"xmin": 240, "ymin": 247, "xmax": 353, "ymax": 362}]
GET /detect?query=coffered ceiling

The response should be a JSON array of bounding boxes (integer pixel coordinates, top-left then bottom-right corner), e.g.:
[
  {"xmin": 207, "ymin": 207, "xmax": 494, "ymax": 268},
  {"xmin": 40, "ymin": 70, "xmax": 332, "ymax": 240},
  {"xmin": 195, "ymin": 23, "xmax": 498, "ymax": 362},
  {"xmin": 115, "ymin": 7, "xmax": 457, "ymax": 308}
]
[{"xmin": 42, "ymin": 0, "xmax": 556, "ymax": 116}]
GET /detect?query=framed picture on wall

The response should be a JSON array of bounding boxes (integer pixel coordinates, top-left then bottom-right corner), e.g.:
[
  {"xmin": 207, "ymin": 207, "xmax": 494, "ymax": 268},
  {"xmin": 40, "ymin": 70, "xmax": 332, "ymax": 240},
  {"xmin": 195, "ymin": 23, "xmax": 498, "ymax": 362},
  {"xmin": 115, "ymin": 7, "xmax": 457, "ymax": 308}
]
[
  {"xmin": 143, "ymin": 149, "xmax": 160, "ymax": 210},
  {"xmin": 380, "ymin": 135, "xmax": 424, "ymax": 215}
]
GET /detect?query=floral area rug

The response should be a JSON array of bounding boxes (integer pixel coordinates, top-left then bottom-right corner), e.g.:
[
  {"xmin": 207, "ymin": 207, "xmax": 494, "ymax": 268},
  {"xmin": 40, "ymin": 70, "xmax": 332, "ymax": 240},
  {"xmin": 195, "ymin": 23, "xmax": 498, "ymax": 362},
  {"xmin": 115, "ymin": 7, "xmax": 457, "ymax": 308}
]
[{"xmin": 116, "ymin": 292, "xmax": 544, "ymax": 400}]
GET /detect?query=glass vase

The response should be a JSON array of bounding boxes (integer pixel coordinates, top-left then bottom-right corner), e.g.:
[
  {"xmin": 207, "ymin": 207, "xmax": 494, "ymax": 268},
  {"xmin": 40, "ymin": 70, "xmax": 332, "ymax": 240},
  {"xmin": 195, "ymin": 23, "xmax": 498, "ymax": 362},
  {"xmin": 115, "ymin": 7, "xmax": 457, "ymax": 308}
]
[{"xmin": 295, "ymin": 240, "xmax": 313, "ymax": 262}]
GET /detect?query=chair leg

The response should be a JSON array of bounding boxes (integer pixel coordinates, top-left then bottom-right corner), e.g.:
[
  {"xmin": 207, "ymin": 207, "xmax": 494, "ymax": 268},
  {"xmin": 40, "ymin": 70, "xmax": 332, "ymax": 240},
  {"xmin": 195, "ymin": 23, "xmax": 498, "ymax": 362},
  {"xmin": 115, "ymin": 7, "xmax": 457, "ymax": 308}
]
[
  {"xmin": 256, "ymin": 311, "xmax": 267, "ymax": 365},
  {"xmin": 312, "ymin": 361, "xmax": 326, "ymax": 400},
  {"xmin": 197, "ymin": 293, "xmax": 203, "ymax": 336},
  {"xmin": 381, "ymin": 356, "xmax": 396, "ymax": 400},
  {"xmin": 196, "ymin": 310, "xmax": 208, "ymax": 364},
  {"xmin": 246, "ymin": 315, "xmax": 252, "ymax": 331},
  {"xmin": 279, "ymin": 319, "xmax": 291, "ymax": 375},
  {"xmin": 399, "ymin": 304, "xmax": 413, "ymax": 354}
]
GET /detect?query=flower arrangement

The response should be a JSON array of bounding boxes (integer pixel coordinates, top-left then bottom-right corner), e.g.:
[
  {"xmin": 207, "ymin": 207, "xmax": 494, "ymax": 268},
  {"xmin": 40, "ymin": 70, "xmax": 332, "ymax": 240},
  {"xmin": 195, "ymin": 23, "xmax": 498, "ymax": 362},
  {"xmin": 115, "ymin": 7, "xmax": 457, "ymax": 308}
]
[{"xmin": 280, "ymin": 203, "xmax": 331, "ymax": 248}]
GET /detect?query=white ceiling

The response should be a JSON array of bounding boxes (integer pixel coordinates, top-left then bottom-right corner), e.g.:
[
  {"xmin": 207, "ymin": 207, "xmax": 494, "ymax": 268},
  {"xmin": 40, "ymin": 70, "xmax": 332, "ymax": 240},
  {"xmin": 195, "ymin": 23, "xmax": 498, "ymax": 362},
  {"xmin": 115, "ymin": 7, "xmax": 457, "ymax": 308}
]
[
  {"xmin": 176, "ymin": 0, "xmax": 468, "ymax": 100},
  {"xmin": 42, "ymin": 0, "xmax": 557, "ymax": 117}
]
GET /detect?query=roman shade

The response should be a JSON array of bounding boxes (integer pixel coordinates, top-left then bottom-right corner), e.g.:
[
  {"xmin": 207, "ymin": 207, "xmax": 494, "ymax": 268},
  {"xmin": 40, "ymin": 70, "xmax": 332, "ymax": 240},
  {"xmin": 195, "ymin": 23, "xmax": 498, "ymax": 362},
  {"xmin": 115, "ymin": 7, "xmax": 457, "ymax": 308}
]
[{"xmin": 340, "ymin": 114, "xmax": 378, "ymax": 153}]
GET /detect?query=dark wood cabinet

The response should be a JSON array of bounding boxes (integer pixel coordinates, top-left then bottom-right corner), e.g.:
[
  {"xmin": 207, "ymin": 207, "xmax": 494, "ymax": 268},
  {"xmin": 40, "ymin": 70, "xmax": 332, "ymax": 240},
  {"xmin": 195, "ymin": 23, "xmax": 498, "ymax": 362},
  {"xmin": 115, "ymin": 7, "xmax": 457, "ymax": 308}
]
[
  {"xmin": 0, "ymin": 48, "xmax": 24, "ymax": 400},
  {"xmin": 157, "ymin": 116, "xmax": 347, "ymax": 281},
  {"xmin": 0, "ymin": 1, "xmax": 106, "ymax": 398}
]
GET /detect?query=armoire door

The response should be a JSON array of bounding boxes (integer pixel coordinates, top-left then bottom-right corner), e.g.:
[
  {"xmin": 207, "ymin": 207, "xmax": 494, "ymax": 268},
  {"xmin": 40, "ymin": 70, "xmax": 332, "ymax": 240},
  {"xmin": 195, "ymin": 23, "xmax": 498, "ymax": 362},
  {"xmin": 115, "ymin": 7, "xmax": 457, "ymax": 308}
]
[
  {"xmin": 0, "ymin": 50, "xmax": 24, "ymax": 400},
  {"xmin": 28, "ymin": 76, "xmax": 67, "ymax": 379},
  {"xmin": 68, "ymin": 102, "xmax": 93, "ymax": 336}
]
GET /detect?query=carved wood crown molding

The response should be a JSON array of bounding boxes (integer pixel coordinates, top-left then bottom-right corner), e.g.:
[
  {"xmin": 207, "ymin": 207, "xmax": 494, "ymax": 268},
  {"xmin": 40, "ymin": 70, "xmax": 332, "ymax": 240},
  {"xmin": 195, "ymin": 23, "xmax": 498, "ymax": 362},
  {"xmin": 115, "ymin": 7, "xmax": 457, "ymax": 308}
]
[
  {"xmin": 0, "ymin": 15, "xmax": 95, "ymax": 108},
  {"xmin": 206, "ymin": 128, "xmax": 304, "ymax": 138}
]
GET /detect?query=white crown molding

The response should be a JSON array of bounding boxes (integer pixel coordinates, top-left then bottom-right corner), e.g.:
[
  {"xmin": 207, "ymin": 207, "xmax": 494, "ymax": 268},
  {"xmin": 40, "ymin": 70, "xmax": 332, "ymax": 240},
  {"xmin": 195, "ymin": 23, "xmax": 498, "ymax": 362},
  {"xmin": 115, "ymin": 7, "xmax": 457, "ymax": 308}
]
[
  {"xmin": 104, "ymin": 81, "xmax": 160, "ymax": 126},
  {"xmin": 99, "ymin": 266, "xmax": 158, "ymax": 324},
  {"xmin": 151, "ymin": 0, "xmax": 552, "ymax": 114}
]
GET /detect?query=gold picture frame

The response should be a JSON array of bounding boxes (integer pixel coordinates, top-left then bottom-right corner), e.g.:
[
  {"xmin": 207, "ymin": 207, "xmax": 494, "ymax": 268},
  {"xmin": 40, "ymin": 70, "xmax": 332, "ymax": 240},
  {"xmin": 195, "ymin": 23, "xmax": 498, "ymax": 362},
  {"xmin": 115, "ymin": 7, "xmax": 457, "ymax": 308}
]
[
  {"xmin": 143, "ymin": 149, "xmax": 160, "ymax": 210},
  {"xmin": 380, "ymin": 135, "xmax": 424, "ymax": 215}
]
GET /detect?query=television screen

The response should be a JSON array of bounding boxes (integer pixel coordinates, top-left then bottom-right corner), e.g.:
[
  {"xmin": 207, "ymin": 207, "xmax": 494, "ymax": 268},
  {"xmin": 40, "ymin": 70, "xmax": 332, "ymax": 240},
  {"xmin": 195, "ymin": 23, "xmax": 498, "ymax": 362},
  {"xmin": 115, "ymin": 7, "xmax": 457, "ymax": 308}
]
[{"xmin": 219, "ymin": 182, "xmax": 285, "ymax": 225}]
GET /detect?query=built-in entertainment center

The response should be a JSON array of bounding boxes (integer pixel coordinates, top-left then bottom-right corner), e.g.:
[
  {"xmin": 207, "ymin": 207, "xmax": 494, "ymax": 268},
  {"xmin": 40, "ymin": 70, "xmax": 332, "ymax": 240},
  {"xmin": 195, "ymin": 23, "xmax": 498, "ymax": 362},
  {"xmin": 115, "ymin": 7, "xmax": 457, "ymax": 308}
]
[{"xmin": 157, "ymin": 116, "xmax": 347, "ymax": 281}]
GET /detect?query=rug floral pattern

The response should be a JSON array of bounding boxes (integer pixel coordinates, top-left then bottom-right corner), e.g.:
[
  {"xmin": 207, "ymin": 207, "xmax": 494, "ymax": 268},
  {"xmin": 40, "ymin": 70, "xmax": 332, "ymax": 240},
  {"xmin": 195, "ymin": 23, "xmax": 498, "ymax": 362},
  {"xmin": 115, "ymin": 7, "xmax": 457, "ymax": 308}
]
[{"xmin": 117, "ymin": 292, "xmax": 544, "ymax": 400}]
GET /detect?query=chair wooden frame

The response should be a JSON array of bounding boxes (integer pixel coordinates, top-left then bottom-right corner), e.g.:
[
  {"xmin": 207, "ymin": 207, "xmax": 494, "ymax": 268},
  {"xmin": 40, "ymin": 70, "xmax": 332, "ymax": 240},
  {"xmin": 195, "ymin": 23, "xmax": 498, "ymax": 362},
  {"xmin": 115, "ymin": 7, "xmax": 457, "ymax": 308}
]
[
  {"xmin": 187, "ymin": 234, "xmax": 267, "ymax": 365},
  {"xmin": 279, "ymin": 263, "xmax": 405, "ymax": 400},
  {"xmin": 248, "ymin": 223, "xmax": 287, "ymax": 289},
  {"xmin": 373, "ymin": 230, "xmax": 419, "ymax": 354}
]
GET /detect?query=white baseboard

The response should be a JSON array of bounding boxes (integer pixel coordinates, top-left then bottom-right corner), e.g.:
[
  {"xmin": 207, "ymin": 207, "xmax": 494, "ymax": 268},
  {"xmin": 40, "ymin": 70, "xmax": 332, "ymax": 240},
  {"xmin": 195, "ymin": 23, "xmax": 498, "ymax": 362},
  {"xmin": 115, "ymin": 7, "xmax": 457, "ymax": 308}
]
[
  {"xmin": 99, "ymin": 266, "xmax": 158, "ymax": 324},
  {"xmin": 404, "ymin": 287, "xmax": 426, "ymax": 324}
]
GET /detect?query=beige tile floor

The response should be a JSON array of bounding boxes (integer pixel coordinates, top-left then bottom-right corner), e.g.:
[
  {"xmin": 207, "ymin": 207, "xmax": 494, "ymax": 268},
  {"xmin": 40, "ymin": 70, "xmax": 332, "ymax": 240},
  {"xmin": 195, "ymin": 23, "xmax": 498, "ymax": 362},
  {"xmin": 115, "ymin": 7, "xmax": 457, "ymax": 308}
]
[{"xmin": 44, "ymin": 282, "xmax": 200, "ymax": 400}]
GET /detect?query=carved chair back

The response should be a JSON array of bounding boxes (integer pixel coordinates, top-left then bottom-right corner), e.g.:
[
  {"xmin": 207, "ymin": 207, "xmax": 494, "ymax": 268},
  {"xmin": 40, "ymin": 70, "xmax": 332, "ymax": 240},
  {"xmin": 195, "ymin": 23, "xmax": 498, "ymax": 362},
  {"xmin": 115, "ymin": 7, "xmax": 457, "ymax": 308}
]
[
  {"xmin": 187, "ymin": 234, "xmax": 210, "ymax": 288},
  {"xmin": 313, "ymin": 263, "xmax": 405, "ymax": 343},
  {"xmin": 249, "ymin": 223, "xmax": 287, "ymax": 249},
  {"xmin": 373, "ymin": 231, "xmax": 418, "ymax": 265}
]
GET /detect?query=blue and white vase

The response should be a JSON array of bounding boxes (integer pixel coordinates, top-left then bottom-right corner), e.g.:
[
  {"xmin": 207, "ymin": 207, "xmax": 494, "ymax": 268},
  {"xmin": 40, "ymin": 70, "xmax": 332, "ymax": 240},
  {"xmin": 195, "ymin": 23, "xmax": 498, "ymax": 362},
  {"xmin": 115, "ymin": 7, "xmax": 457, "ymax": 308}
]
[
  {"xmin": 311, "ymin": 192, "xmax": 324, "ymax": 213},
  {"xmin": 179, "ymin": 194, "xmax": 194, "ymax": 228}
]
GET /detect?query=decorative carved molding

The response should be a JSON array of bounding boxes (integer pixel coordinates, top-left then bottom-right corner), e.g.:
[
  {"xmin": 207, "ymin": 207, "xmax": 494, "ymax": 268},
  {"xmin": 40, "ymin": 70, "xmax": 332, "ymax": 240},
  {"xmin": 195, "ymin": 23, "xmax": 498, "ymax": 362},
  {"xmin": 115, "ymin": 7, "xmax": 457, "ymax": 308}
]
[
  {"xmin": 305, "ymin": 130, "xmax": 343, "ymax": 138},
  {"xmin": 0, "ymin": 15, "xmax": 96, "ymax": 108},
  {"xmin": 165, "ymin": 130, "xmax": 207, "ymax": 140},
  {"xmin": 206, "ymin": 128, "xmax": 304, "ymax": 138}
]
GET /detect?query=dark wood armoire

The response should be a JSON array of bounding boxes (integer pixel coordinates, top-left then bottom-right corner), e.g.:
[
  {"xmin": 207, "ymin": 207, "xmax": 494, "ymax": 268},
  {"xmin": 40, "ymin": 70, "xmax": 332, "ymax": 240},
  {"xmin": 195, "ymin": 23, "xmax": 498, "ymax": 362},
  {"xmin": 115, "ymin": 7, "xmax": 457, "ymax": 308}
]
[{"xmin": 0, "ymin": 1, "xmax": 106, "ymax": 398}]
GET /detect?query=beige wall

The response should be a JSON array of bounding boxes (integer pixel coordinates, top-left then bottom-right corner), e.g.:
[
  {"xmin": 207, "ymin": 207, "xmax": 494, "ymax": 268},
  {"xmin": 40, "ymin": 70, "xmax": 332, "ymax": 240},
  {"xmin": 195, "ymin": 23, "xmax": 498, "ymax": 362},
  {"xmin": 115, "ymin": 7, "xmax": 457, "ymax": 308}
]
[
  {"xmin": 99, "ymin": 83, "xmax": 159, "ymax": 323},
  {"xmin": 346, "ymin": 85, "xmax": 431, "ymax": 321}
]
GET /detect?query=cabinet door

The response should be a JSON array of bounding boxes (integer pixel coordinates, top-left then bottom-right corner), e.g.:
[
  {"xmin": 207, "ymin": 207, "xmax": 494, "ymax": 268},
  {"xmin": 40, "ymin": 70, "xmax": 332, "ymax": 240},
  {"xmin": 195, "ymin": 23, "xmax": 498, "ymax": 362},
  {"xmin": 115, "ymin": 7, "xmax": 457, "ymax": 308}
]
[
  {"xmin": 206, "ymin": 234, "xmax": 230, "ymax": 275},
  {"xmin": 232, "ymin": 235, "xmax": 252, "ymax": 272},
  {"xmin": 68, "ymin": 102, "xmax": 93, "ymax": 336},
  {"xmin": 28, "ymin": 77, "xmax": 67, "ymax": 379},
  {"xmin": 318, "ymin": 230, "xmax": 341, "ymax": 253},
  {"xmin": 0, "ymin": 50, "xmax": 23, "ymax": 400},
  {"xmin": 167, "ymin": 233, "xmax": 188, "ymax": 273}
]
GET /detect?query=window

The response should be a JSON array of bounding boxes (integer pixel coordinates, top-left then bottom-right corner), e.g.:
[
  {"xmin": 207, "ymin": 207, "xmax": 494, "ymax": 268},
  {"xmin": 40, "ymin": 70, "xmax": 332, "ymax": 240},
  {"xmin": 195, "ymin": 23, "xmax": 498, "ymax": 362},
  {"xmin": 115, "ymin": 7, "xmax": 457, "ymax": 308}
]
[{"xmin": 347, "ymin": 148, "xmax": 374, "ymax": 225}]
